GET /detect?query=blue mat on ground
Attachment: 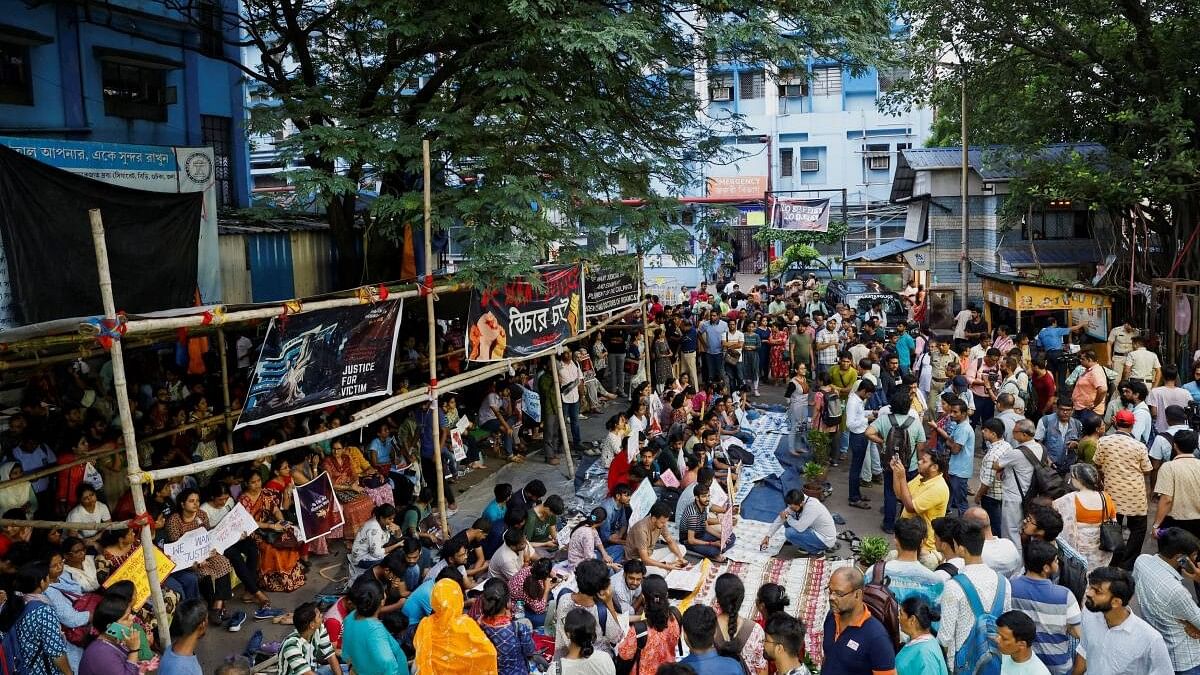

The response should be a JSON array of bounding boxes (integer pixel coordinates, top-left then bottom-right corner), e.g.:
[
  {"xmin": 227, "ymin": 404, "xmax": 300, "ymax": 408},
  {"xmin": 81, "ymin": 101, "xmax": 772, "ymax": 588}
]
[{"xmin": 737, "ymin": 429, "xmax": 809, "ymax": 523}]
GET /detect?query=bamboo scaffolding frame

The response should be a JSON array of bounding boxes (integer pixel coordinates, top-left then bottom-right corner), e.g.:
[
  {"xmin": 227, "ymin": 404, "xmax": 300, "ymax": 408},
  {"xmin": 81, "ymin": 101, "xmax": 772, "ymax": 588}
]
[
  {"xmin": 422, "ymin": 139, "xmax": 450, "ymax": 538},
  {"xmin": 0, "ymin": 517, "xmax": 129, "ymax": 531}
]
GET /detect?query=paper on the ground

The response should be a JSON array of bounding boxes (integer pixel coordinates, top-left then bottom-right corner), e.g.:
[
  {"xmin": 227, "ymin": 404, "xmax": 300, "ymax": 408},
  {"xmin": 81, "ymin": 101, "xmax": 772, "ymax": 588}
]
[
  {"xmin": 652, "ymin": 549, "xmax": 704, "ymax": 592},
  {"xmin": 628, "ymin": 478, "xmax": 656, "ymax": 526},
  {"xmin": 720, "ymin": 517, "xmax": 787, "ymax": 562}
]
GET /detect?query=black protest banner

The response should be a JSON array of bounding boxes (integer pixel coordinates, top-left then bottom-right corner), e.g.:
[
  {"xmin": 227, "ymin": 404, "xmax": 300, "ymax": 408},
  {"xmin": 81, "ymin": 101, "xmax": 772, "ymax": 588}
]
[
  {"xmin": 293, "ymin": 472, "xmax": 344, "ymax": 542},
  {"xmin": 467, "ymin": 264, "xmax": 583, "ymax": 361},
  {"xmin": 237, "ymin": 300, "xmax": 403, "ymax": 428},
  {"xmin": 584, "ymin": 264, "xmax": 639, "ymax": 319}
]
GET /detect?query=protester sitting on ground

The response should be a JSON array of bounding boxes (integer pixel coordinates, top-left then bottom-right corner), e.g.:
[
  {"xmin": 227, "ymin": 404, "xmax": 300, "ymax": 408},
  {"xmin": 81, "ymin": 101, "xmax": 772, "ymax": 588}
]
[
  {"xmin": 66, "ymin": 484, "xmax": 111, "ymax": 544},
  {"xmin": 568, "ymin": 507, "xmax": 622, "ymax": 570},
  {"xmin": 277, "ymin": 601, "xmax": 344, "ymax": 675},
  {"xmin": 78, "ymin": 593, "xmax": 141, "ymax": 675},
  {"xmin": 678, "ymin": 604, "xmax": 745, "ymax": 675},
  {"xmin": 526, "ymin": 494, "xmax": 565, "ymax": 556},
  {"xmin": 508, "ymin": 557, "xmax": 559, "ymax": 629},
  {"xmin": 599, "ymin": 484, "xmax": 632, "ymax": 561},
  {"xmin": 239, "ymin": 467, "xmax": 306, "ymax": 593},
  {"xmin": 560, "ymin": 607, "xmax": 618, "ymax": 674},
  {"xmin": 610, "ymin": 559, "xmax": 646, "ymax": 615},
  {"xmin": 478, "ymin": 578, "xmax": 539, "ymax": 675},
  {"xmin": 165, "ymin": 488, "xmax": 237, "ymax": 629},
  {"xmin": 348, "ymin": 504, "xmax": 402, "ymax": 584},
  {"xmin": 342, "ymin": 576, "xmax": 410, "ymax": 675},
  {"xmin": 490, "ymin": 528, "xmax": 534, "ymax": 582},
  {"xmin": 61, "ymin": 535, "xmax": 99, "ymax": 592},
  {"xmin": 760, "ymin": 488, "xmax": 837, "ymax": 556},
  {"xmin": 625, "ymin": 502, "xmax": 688, "ymax": 572},
  {"xmin": 553, "ymin": 559, "xmax": 629, "ymax": 659},
  {"xmin": 680, "ymin": 484, "xmax": 736, "ymax": 562},
  {"xmin": 615, "ymin": 575, "xmax": 681, "ymax": 675}
]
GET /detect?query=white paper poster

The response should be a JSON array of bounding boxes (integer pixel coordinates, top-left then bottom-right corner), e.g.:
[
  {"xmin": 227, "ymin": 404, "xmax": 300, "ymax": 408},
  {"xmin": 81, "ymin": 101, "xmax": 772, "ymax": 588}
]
[
  {"xmin": 208, "ymin": 503, "xmax": 258, "ymax": 553},
  {"xmin": 628, "ymin": 478, "xmax": 657, "ymax": 527},
  {"xmin": 164, "ymin": 527, "xmax": 212, "ymax": 571}
]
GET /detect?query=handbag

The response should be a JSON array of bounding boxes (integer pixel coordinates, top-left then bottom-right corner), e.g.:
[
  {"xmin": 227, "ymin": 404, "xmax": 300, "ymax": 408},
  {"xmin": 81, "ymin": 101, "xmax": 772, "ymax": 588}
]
[
  {"xmin": 58, "ymin": 589, "xmax": 103, "ymax": 646},
  {"xmin": 1097, "ymin": 496, "xmax": 1124, "ymax": 552},
  {"xmin": 624, "ymin": 357, "xmax": 639, "ymax": 374}
]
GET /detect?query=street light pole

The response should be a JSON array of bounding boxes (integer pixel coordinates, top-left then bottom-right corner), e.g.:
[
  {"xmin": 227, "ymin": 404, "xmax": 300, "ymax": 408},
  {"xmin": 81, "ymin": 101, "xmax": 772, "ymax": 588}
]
[{"xmin": 959, "ymin": 69, "xmax": 969, "ymax": 309}]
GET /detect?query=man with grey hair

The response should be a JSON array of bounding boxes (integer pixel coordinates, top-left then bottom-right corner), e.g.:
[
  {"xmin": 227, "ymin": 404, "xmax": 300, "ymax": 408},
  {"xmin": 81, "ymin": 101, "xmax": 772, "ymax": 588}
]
[
  {"xmin": 995, "ymin": 392, "xmax": 1025, "ymax": 446},
  {"xmin": 994, "ymin": 418, "xmax": 1045, "ymax": 547}
]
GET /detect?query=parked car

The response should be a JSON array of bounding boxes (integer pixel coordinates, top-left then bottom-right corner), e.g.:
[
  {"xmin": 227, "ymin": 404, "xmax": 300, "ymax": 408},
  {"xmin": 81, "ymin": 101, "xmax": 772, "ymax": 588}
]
[{"xmin": 824, "ymin": 279, "xmax": 908, "ymax": 327}]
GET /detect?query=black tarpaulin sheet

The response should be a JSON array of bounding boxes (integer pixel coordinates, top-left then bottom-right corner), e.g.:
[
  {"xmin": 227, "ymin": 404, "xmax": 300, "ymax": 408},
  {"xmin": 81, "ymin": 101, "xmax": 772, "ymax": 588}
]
[{"xmin": 0, "ymin": 144, "xmax": 201, "ymax": 325}]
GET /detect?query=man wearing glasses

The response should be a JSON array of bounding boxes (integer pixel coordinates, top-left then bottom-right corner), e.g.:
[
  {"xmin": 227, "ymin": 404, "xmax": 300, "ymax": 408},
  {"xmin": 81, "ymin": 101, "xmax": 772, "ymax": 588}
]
[{"xmin": 821, "ymin": 567, "xmax": 898, "ymax": 675}]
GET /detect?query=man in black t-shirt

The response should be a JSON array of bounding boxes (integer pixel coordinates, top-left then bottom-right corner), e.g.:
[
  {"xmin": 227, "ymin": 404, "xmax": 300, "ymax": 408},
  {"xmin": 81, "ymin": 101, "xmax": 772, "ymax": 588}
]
[{"xmin": 604, "ymin": 328, "xmax": 628, "ymax": 394}]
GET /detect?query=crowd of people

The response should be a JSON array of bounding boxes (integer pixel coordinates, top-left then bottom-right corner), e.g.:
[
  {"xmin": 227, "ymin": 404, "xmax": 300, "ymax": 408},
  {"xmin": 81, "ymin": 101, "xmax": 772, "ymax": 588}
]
[{"xmin": 0, "ymin": 268, "xmax": 1198, "ymax": 675}]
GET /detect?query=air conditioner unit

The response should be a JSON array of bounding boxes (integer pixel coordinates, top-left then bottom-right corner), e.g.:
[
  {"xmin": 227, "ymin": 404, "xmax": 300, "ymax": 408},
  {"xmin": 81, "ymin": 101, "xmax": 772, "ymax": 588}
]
[
  {"xmin": 800, "ymin": 159, "xmax": 820, "ymax": 172},
  {"xmin": 710, "ymin": 86, "xmax": 734, "ymax": 101},
  {"xmin": 868, "ymin": 156, "xmax": 890, "ymax": 170},
  {"xmin": 778, "ymin": 83, "xmax": 807, "ymax": 98}
]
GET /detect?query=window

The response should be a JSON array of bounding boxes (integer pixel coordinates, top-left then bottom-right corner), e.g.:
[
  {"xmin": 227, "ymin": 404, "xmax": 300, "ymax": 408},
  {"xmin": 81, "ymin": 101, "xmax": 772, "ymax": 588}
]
[
  {"xmin": 0, "ymin": 40, "xmax": 30, "ymax": 105},
  {"xmin": 201, "ymin": 115, "xmax": 235, "ymax": 208},
  {"xmin": 864, "ymin": 143, "xmax": 890, "ymax": 171},
  {"xmin": 198, "ymin": 1, "xmax": 224, "ymax": 59},
  {"xmin": 777, "ymin": 71, "xmax": 807, "ymax": 98},
  {"xmin": 102, "ymin": 62, "xmax": 175, "ymax": 121},
  {"xmin": 739, "ymin": 71, "xmax": 765, "ymax": 100},
  {"xmin": 780, "ymin": 148, "xmax": 794, "ymax": 177},
  {"xmin": 877, "ymin": 66, "xmax": 909, "ymax": 93},
  {"xmin": 811, "ymin": 66, "xmax": 842, "ymax": 96},
  {"xmin": 708, "ymin": 75, "xmax": 733, "ymax": 101},
  {"xmin": 1025, "ymin": 205, "xmax": 1091, "ymax": 240}
]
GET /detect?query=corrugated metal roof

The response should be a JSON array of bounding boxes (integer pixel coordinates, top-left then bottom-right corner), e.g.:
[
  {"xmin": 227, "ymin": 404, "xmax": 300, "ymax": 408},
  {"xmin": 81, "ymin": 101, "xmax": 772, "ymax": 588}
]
[
  {"xmin": 998, "ymin": 239, "xmax": 1102, "ymax": 267},
  {"xmin": 901, "ymin": 143, "xmax": 1106, "ymax": 180},
  {"xmin": 843, "ymin": 237, "xmax": 929, "ymax": 262}
]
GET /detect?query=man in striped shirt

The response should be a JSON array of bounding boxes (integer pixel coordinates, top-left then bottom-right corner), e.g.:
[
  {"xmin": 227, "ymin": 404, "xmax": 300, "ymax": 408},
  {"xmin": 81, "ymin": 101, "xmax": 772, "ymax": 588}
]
[
  {"xmin": 277, "ymin": 602, "xmax": 345, "ymax": 675},
  {"xmin": 1009, "ymin": 540, "xmax": 1081, "ymax": 675}
]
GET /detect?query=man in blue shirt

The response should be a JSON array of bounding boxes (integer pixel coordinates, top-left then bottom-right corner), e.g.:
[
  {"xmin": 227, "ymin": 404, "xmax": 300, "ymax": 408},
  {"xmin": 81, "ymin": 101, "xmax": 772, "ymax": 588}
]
[
  {"xmin": 1035, "ymin": 316, "xmax": 1089, "ymax": 381},
  {"xmin": 699, "ymin": 310, "xmax": 729, "ymax": 387},
  {"xmin": 930, "ymin": 397, "xmax": 974, "ymax": 515},
  {"xmin": 894, "ymin": 321, "xmax": 916, "ymax": 374},
  {"xmin": 822, "ymin": 566, "xmax": 897, "ymax": 675},
  {"xmin": 599, "ymin": 483, "xmax": 633, "ymax": 561},
  {"xmin": 679, "ymin": 605, "xmax": 745, "ymax": 675}
]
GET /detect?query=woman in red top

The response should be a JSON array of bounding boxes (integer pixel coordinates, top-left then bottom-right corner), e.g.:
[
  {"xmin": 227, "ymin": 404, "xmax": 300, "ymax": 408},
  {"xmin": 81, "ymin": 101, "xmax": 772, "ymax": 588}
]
[
  {"xmin": 240, "ymin": 464, "xmax": 306, "ymax": 593},
  {"xmin": 615, "ymin": 575, "xmax": 680, "ymax": 674}
]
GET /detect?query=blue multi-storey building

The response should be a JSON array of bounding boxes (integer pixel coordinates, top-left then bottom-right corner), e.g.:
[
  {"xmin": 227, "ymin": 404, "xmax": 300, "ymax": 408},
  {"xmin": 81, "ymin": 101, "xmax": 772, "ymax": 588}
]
[{"xmin": 0, "ymin": 0, "xmax": 250, "ymax": 208}]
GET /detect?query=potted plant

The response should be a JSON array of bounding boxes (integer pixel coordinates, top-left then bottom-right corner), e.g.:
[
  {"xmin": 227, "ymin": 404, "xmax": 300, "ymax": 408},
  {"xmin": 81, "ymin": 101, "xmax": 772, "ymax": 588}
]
[
  {"xmin": 802, "ymin": 461, "xmax": 826, "ymax": 500},
  {"xmin": 805, "ymin": 429, "xmax": 831, "ymax": 468},
  {"xmin": 855, "ymin": 535, "xmax": 890, "ymax": 571}
]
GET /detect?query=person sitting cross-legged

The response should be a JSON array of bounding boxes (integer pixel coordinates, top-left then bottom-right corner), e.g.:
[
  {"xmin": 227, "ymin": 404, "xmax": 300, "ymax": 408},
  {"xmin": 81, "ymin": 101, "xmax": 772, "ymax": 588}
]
[{"xmin": 679, "ymin": 484, "xmax": 735, "ymax": 562}]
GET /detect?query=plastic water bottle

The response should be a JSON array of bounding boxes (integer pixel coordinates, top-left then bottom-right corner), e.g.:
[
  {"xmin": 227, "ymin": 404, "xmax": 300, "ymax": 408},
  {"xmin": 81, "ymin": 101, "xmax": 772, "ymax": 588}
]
[{"xmin": 514, "ymin": 601, "xmax": 525, "ymax": 622}]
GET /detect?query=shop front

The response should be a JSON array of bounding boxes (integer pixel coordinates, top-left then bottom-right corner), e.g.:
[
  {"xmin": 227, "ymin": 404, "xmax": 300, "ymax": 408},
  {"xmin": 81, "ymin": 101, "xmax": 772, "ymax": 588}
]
[{"xmin": 979, "ymin": 272, "xmax": 1113, "ymax": 359}]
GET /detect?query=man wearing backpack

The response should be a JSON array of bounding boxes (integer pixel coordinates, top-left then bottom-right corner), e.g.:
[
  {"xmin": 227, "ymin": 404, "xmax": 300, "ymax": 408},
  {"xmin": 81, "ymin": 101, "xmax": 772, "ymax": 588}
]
[
  {"xmin": 1094, "ymin": 409, "xmax": 1153, "ymax": 571},
  {"xmin": 937, "ymin": 520, "xmax": 1012, "ymax": 675},
  {"xmin": 994, "ymin": 419, "xmax": 1047, "ymax": 547},
  {"xmin": 821, "ymin": 567, "xmax": 897, "ymax": 675},
  {"xmin": 867, "ymin": 392, "xmax": 927, "ymax": 534}
]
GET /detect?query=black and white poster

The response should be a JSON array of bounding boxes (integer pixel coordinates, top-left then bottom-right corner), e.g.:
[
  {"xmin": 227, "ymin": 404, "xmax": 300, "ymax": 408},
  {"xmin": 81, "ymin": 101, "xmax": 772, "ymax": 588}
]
[
  {"xmin": 467, "ymin": 264, "xmax": 583, "ymax": 361},
  {"xmin": 238, "ymin": 300, "xmax": 403, "ymax": 428},
  {"xmin": 771, "ymin": 198, "xmax": 831, "ymax": 232},
  {"xmin": 584, "ymin": 264, "xmax": 639, "ymax": 319}
]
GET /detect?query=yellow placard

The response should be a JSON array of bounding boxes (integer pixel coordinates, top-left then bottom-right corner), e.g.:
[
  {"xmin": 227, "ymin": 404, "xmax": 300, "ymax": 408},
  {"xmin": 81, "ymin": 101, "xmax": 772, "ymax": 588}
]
[
  {"xmin": 1014, "ymin": 286, "xmax": 1111, "ymax": 311},
  {"xmin": 103, "ymin": 545, "xmax": 177, "ymax": 609}
]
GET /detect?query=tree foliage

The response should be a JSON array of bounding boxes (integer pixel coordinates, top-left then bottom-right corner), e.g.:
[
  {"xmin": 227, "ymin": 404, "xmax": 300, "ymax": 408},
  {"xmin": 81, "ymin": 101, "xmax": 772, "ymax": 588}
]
[
  {"xmin": 163, "ymin": 0, "xmax": 893, "ymax": 288},
  {"xmin": 881, "ymin": 0, "xmax": 1200, "ymax": 277}
]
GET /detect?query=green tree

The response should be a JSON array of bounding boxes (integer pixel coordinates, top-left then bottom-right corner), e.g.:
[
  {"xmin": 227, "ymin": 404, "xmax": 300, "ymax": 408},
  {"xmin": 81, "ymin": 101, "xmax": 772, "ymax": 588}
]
[
  {"xmin": 881, "ymin": 0, "xmax": 1200, "ymax": 278},
  {"xmin": 161, "ymin": 0, "xmax": 893, "ymax": 288}
]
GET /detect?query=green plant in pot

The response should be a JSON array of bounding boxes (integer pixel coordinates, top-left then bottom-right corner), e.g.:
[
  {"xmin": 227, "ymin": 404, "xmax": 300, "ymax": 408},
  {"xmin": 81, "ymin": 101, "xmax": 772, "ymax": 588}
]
[
  {"xmin": 856, "ymin": 535, "xmax": 890, "ymax": 570},
  {"xmin": 802, "ymin": 461, "xmax": 826, "ymax": 500},
  {"xmin": 805, "ymin": 429, "xmax": 831, "ymax": 466}
]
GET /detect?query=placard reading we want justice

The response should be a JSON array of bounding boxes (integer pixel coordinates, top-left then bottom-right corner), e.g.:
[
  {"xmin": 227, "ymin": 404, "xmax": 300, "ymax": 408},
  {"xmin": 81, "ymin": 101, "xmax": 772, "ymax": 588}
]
[{"xmin": 163, "ymin": 502, "xmax": 259, "ymax": 570}]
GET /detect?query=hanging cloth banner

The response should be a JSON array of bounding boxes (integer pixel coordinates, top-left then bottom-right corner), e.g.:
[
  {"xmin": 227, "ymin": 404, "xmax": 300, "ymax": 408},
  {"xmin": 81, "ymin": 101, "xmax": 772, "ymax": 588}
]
[
  {"xmin": 771, "ymin": 198, "xmax": 831, "ymax": 232},
  {"xmin": 468, "ymin": 264, "xmax": 583, "ymax": 361},
  {"xmin": 238, "ymin": 300, "xmax": 404, "ymax": 428},
  {"xmin": 584, "ymin": 263, "xmax": 639, "ymax": 319},
  {"xmin": 294, "ymin": 472, "xmax": 345, "ymax": 542}
]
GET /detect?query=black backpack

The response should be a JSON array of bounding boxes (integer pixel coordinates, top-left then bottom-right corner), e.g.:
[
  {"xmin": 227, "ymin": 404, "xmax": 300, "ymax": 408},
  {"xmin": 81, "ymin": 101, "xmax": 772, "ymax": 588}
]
[
  {"xmin": 1015, "ymin": 444, "xmax": 1067, "ymax": 508},
  {"xmin": 881, "ymin": 414, "xmax": 915, "ymax": 470}
]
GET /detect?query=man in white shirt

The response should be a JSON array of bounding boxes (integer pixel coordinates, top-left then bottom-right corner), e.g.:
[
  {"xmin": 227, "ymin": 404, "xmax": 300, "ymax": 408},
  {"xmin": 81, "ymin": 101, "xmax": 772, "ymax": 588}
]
[
  {"xmin": 488, "ymin": 528, "xmax": 532, "ymax": 581},
  {"xmin": 1075, "ymin": 566, "xmax": 1174, "ymax": 675},
  {"xmin": 953, "ymin": 305, "xmax": 979, "ymax": 348},
  {"xmin": 964, "ymin": 507, "xmax": 1021, "ymax": 578},
  {"xmin": 1123, "ymin": 335, "xmax": 1162, "ymax": 386},
  {"xmin": 1107, "ymin": 320, "xmax": 1139, "ymax": 370},
  {"xmin": 558, "ymin": 350, "xmax": 584, "ymax": 453},
  {"xmin": 999, "ymin": 356, "xmax": 1031, "ymax": 415},
  {"xmin": 1120, "ymin": 380, "xmax": 1154, "ymax": 446},
  {"xmin": 995, "ymin": 393, "xmax": 1026, "ymax": 447},
  {"xmin": 996, "ymin": 420, "xmax": 1045, "ymax": 547},
  {"xmin": 759, "ymin": 488, "xmax": 837, "ymax": 554},
  {"xmin": 846, "ymin": 380, "xmax": 876, "ymax": 508},
  {"xmin": 1149, "ymin": 405, "xmax": 1192, "ymax": 467},
  {"xmin": 939, "ymin": 519, "xmax": 1012, "ymax": 666}
]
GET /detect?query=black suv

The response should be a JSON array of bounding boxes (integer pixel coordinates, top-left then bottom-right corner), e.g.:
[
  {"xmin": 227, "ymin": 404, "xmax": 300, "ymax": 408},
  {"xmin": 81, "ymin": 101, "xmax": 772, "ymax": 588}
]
[{"xmin": 824, "ymin": 279, "xmax": 908, "ymax": 328}]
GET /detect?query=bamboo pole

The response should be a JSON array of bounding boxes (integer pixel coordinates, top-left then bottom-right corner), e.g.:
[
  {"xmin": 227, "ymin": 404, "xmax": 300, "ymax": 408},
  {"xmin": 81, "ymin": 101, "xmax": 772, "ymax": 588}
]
[
  {"xmin": 0, "ymin": 517, "xmax": 129, "ymax": 531},
  {"xmin": 217, "ymin": 327, "xmax": 234, "ymax": 432},
  {"xmin": 0, "ymin": 447, "xmax": 122, "ymax": 492},
  {"xmin": 89, "ymin": 209, "xmax": 173, "ymax": 649},
  {"xmin": 548, "ymin": 352, "xmax": 576, "ymax": 479},
  {"xmin": 422, "ymin": 139, "xmax": 449, "ymax": 538}
]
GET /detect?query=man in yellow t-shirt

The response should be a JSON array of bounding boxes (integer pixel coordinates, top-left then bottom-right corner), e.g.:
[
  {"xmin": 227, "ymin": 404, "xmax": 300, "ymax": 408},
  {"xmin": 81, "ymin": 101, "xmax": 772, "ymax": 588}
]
[{"xmin": 891, "ymin": 446, "xmax": 949, "ymax": 559}]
